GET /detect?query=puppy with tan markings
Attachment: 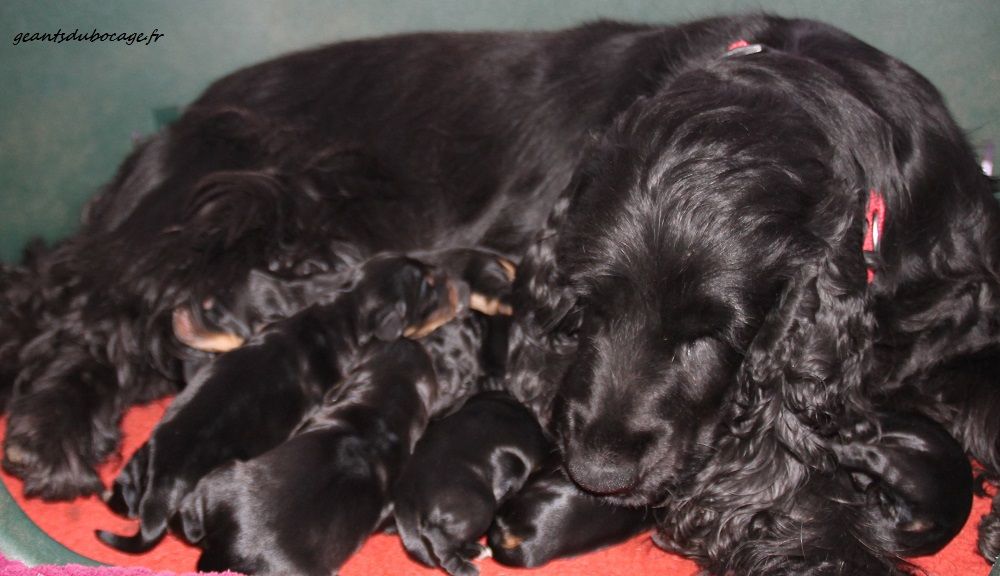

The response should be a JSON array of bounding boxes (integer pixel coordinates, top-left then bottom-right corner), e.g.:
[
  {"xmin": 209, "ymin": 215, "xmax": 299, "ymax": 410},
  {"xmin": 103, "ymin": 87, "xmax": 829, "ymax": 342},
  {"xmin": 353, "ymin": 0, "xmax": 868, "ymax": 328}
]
[
  {"xmin": 169, "ymin": 295, "xmax": 513, "ymax": 574},
  {"xmin": 97, "ymin": 254, "xmax": 459, "ymax": 552},
  {"xmin": 171, "ymin": 247, "xmax": 514, "ymax": 358}
]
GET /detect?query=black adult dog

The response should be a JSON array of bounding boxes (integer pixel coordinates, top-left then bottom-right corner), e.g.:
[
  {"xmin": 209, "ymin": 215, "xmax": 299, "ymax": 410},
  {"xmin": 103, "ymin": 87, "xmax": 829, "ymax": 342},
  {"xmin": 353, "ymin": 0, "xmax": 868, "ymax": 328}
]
[
  {"xmin": 1, "ymin": 13, "xmax": 995, "ymax": 575},
  {"xmin": 394, "ymin": 390, "xmax": 550, "ymax": 576},
  {"xmin": 510, "ymin": 25, "xmax": 998, "ymax": 575},
  {"xmin": 97, "ymin": 254, "xmax": 460, "ymax": 551},
  {"xmin": 2, "ymin": 14, "xmax": 840, "ymax": 501}
]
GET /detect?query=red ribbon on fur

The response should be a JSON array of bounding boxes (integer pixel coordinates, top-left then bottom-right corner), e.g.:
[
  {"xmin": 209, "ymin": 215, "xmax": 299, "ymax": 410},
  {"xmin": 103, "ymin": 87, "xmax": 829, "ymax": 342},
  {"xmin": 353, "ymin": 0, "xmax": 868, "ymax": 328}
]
[
  {"xmin": 727, "ymin": 39, "xmax": 750, "ymax": 51},
  {"xmin": 863, "ymin": 189, "xmax": 886, "ymax": 284},
  {"xmin": 725, "ymin": 39, "xmax": 764, "ymax": 57}
]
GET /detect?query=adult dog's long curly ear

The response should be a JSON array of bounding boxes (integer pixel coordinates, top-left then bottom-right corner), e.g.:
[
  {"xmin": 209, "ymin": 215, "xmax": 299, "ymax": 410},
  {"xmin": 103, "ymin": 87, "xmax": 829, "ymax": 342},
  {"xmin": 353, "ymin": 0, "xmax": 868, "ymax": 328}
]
[
  {"xmin": 506, "ymin": 167, "xmax": 591, "ymax": 425},
  {"xmin": 512, "ymin": 190, "xmax": 578, "ymax": 337},
  {"xmin": 513, "ymin": 132, "xmax": 613, "ymax": 340},
  {"xmin": 736, "ymin": 190, "xmax": 875, "ymax": 466}
]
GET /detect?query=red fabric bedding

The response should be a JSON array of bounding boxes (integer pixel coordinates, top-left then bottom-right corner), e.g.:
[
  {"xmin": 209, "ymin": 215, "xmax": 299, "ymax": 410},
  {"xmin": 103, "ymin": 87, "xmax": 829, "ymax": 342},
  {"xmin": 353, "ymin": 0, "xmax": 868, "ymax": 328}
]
[{"xmin": 0, "ymin": 399, "xmax": 992, "ymax": 575}]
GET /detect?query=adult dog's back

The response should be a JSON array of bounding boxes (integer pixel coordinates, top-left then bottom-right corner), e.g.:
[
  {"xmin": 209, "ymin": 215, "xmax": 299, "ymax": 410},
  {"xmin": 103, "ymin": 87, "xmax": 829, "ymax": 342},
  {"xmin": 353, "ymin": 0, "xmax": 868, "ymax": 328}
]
[{"xmin": 1, "ymin": 14, "xmax": 795, "ymax": 500}]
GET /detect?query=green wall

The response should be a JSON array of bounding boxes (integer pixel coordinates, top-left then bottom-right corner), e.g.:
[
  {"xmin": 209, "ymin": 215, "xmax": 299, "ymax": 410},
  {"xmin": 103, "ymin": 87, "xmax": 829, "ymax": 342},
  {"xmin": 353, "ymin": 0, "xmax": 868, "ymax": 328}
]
[{"xmin": 1, "ymin": 0, "xmax": 998, "ymax": 261}]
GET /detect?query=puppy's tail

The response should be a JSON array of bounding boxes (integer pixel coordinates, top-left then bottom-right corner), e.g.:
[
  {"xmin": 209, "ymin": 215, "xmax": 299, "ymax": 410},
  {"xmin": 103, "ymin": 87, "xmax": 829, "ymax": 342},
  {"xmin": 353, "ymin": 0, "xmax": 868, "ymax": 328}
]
[{"xmin": 94, "ymin": 523, "xmax": 166, "ymax": 554}]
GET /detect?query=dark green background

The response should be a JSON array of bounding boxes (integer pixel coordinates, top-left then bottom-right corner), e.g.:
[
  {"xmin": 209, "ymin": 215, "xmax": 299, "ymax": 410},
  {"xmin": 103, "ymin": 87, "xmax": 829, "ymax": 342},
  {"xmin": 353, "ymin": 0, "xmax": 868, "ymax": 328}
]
[{"xmin": 1, "ymin": 0, "xmax": 998, "ymax": 262}]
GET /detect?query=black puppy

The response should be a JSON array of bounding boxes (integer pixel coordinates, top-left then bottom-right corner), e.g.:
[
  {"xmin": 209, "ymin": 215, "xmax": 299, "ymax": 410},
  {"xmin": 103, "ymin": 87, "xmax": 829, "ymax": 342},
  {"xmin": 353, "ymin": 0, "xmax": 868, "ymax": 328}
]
[
  {"xmin": 172, "ymin": 286, "xmax": 512, "ymax": 575},
  {"xmin": 830, "ymin": 412, "xmax": 974, "ymax": 556},
  {"xmin": 170, "ymin": 263, "xmax": 361, "ymax": 382},
  {"xmin": 394, "ymin": 391, "xmax": 550, "ymax": 576},
  {"xmin": 97, "ymin": 254, "xmax": 460, "ymax": 551},
  {"xmin": 487, "ymin": 457, "xmax": 654, "ymax": 568},
  {"xmin": 170, "ymin": 247, "xmax": 515, "ymax": 357},
  {"xmin": 172, "ymin": 266, "xmax": 354, "ymax": 354},
  {"xmin": 173, "ymin": 339, "xmax": 438, "ymax": 575}
]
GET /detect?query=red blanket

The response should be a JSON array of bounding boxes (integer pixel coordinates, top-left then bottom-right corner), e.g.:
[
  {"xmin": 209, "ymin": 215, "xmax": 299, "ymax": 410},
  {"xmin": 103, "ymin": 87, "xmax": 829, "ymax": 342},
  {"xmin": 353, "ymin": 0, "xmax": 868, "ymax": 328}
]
[{"xmin": 0, "ymin": 399, "xmax": 992, "ymax": 575}]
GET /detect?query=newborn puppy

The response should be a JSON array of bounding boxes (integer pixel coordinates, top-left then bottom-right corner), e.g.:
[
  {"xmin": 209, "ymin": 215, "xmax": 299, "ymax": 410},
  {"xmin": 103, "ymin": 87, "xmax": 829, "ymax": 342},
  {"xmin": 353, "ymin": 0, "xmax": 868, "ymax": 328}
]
[
  {"xmin": 172, "ymin": 263, "xmax": 360, "ymax": 380},
  {"xmin": 173, "ymin": 339, "xmax": 438, "ymax": 575},
  {"xmin": 394, "ymin": 391, "xmax": 550, "ymax": 576},
  {"xmin": 98, "ymin": 254, "xmax": 459, "ymax": 552},
  {"xmin": 488, "ymin": 457, "xmax": 655, "ymax": 568},
  {"xmin": 831, "ymin": 412, "xmax": 974, "ymax": 556},
  {"xmin": 171, "ymin": 262, "xmax": 358, "ymax": 354},
  {"xmin": 172, "ymin": 247, "xmax": 515, "ymax": 356},
  {"xmin": 169, "ymin": 291, "xmax": 512, "ymax": 574}
]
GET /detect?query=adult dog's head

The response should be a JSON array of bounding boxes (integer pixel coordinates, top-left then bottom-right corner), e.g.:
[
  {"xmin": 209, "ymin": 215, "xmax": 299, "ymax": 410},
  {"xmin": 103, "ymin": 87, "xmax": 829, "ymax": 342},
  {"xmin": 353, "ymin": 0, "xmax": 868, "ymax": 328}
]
[{"xmin": 514, "ymin": 48, "xmax": 898, "ymax": 506}]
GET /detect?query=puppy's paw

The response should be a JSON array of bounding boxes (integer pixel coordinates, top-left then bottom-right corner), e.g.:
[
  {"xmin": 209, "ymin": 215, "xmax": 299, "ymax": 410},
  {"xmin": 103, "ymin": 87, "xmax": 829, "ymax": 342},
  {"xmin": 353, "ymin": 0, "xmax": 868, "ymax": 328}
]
[
  {"xmin": 463, "ymin": 542, "xmax": 491, "ymax": 561},
  {"xmin": 466, "ymin": 257, "xmax": 515, "ymax": 317},
  {"xmin": 468, "ymin": 293, "xmax": 513, "ymax": 316},
  {"xmin": 493, "ymin": 530, "xmax": 524, "ymax": 553},
  {"xmin": 486, "ymin": 523, "xmax": 534, "ymax": 567},
  {"xmin": 440, "ymin": 552, "xmax": 480, "ymax": 576}
]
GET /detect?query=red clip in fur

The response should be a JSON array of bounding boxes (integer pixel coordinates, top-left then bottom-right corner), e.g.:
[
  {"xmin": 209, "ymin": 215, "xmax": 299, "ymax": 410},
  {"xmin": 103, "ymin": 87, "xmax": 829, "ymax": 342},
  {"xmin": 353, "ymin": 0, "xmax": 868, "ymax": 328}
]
[
  {"xmin": 863, "ymin": 189, "xmax": 886, "ymax": 284},
  {"xmin": 727, "ymin": 39, "xmax": 750, "ymax": 51}
]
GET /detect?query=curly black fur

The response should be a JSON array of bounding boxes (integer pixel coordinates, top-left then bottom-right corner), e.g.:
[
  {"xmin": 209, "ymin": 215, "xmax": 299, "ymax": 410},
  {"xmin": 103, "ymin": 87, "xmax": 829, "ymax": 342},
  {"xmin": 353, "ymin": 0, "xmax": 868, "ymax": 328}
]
[
  {"xmin": 509, "ymin": 19, "xmax": 999, "ymax": 575},
  {"xmin": 2, "ymin": 17, "xmax": 708, "ymax": 499},
  {"xmin": 1, "ymin": 12, "xmax": 996, "ymax": 574}
]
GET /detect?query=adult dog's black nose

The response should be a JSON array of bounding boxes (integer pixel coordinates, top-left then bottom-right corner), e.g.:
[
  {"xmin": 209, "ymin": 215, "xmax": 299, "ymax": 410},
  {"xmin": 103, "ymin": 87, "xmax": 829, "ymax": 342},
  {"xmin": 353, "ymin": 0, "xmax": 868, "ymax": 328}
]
[{"xmin": 564, "ymin": 448, "xmax": 640, "ymax": 495}]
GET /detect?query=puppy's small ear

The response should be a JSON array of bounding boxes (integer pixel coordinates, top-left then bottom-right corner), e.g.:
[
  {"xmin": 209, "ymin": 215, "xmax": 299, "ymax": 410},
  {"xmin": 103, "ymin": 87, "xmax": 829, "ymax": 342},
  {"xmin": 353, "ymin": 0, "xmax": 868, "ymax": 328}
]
[
  {"xmin": 737, "ymin": 191, "xmax": 874, "ymax": 465},
  {"xmin": 373, "ymin": 303, "xmax": 406, "ymax": 341}
]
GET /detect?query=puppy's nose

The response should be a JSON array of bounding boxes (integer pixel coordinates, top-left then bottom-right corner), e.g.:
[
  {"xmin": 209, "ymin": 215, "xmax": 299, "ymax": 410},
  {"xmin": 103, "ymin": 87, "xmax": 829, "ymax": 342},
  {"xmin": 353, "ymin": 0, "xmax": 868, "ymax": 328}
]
[{"xmin": 565, "ymin": 448, "xmax": 639, "ymax": 495}]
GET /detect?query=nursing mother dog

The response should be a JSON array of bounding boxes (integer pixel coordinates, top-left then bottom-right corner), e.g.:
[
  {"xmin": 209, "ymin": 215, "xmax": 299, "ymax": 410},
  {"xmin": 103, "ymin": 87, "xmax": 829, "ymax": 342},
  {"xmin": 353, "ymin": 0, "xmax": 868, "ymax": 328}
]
[
  {"xmin": 510, "ymin": 19, "xmax": 998, "ymax": 576},
  {"xmin": 0, "ymin": 13, "xmax": 995, "ymax": 576}
]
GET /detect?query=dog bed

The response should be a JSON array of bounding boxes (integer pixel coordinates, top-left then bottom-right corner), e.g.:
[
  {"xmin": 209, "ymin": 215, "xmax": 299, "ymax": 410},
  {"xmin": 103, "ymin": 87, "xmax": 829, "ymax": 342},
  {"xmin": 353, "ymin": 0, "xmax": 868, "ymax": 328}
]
[{"xmin": 0, "ymin": 399, "xmax": 993, "ymax": 575}]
